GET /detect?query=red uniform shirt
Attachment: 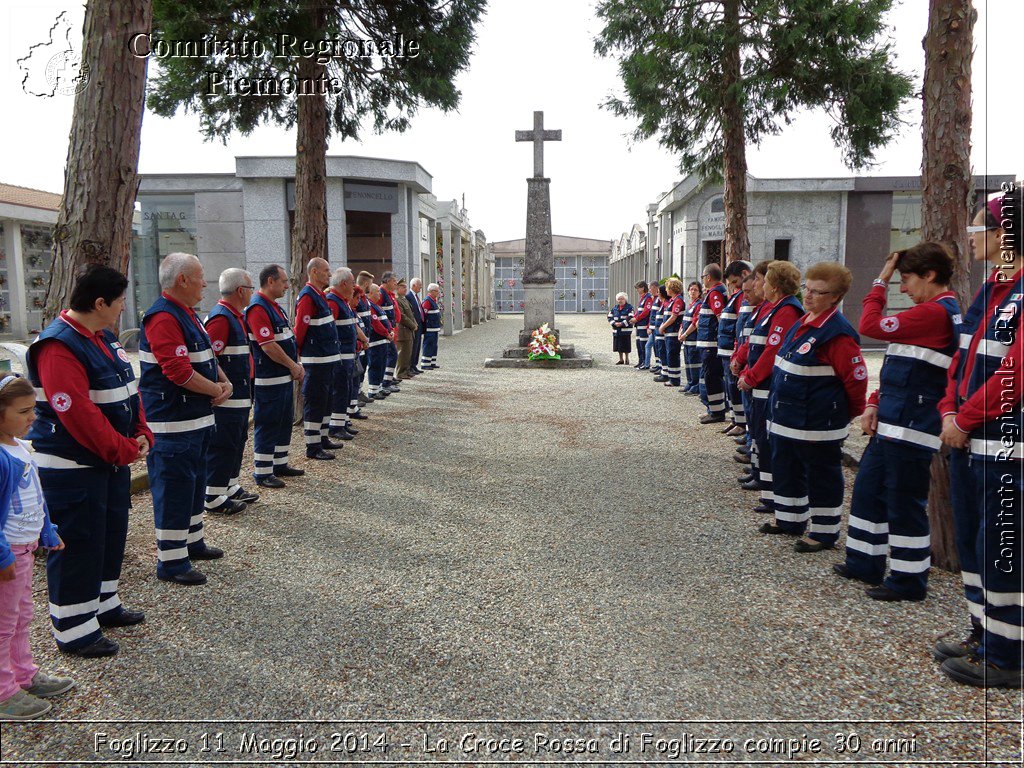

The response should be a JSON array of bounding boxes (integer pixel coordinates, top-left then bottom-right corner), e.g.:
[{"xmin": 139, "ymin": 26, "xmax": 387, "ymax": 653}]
[
  {"xmin": 740, "ymin": 300, "xmax": 802, "ymax": 388},
  {"xmin": 861, "ymin": 284, "xmax": 958, "ymax": 407},
  {"xmin": 144, "ymin": 292, "xmax": 209, "ymax": 386},
  {"xmin": 247, "ymin": 291, "xmax": 289, "ymax": 347},
  {"xmin": 785, "ymin": 307, "xmax": 868, "ymax": 418},
  {"xmin": 206, "ymin": 300, "xmax": 254, "ymax": 377},
  {"xmin": 294, "ymin": 282, "xmax": 328, "ymax": 350},
  {"xmin": 35, "ymin": 311, "xmax": 153, "ymax": 465},
  {"xmin": 939, "ymin": 268, "xmax": 1024, "ymax": 432},
  {"xmin": 704, "ymin": 283, "xmax": 726, "ymax": 316}
]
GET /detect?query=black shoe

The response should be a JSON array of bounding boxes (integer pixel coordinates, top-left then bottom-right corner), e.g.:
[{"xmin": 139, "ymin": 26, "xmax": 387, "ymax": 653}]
[
  {"xmin": 306, "ymin": 449, "xmax": 335, "ymax": 460},
  {"xmin": 98, "ymin": 608, "xmax": 145, "ymax": 628},
  {"xmin": 699, "ymin": 414, "xmax": 726, "ymax": 424},
  {"xmin": 740, "ymin": 479, "xmax": 761, "ymax": 491},
  {"xmin": 866, "ymin": 584, "xmax": 924, "ymax": 601},
  {"xmin": 615, "ymin": 360, "xmax": 624, "ymax": 365},
  {"xmin": 759, "ymin": 522, "xmax": 796, "ymax": 536},
  {"xmin": 232, "ymin": 488, "xmax": 260, "ymax": 504},
  {"xmin": 412, "ymin": 368, "xmax": 425, "ymax": 374},
  {"xmin": 207, "ymin": 498, "xmax": 246, "ymax": 516},
  {"xmin": 320, "ymin": 438, "xmax": 344, "ymax": 450},
  {"xmin": 358, "ymin": 393, "xmax": 371, "ymax": 404},
  {"xmin": 941, "ymin": 654, "xmax": 1024, "ymax": 688},
  {"xmin": 734, "ymin": 436, "xmax": 748, "ymax": 445},
  {"xmin": 738, "ymin": 473, "xmax": 756, "ymax": 484},
  {"xmin": 737, "ymin": 445, "xmax": 752, "ymax": 455},
  {"xmin": 638, "ymin": 365, "xmax": 649, "ymax": 370},
  {"xmin": 274, "ymin": 465, "xmax": 305, "ymax": 477},
  {"xmin": 328, "ymin": 429, "xmax": 355, "ymax": 441},
  {"xmin": 343, "ymin": 426, "xmax": 359, "ymax": 436},
  {"xmin": 794, "ymin": 538, "xmax": 833, "ymax": 553},
  {"xmin": 350, "ymin": 412, "xmax": 368, "ymax": 420},
  {"xmin": 373, "ymin": 391, "xmax": 390, "ymax": 400},
  {"xmin": 62, "ymin": 636, "xmax": 119, "ymax": 657},
  {"xmin": 734, "ymin": 453, "xmax": 751, "ymax": 464},
  {"xmin": 664, "ymin": 381, "xmax": 680, "ymax": 387},
  {"xmin": 753, "ymin": 504, "xmax": 773, "ymax": 514},
  {"xmin": 832, "ymin": 563, "xmax": 881, "ymax": 586},
  {"xmin": 157, "ymin": 568, "xmax": 207, "ymax": 586},
  {"xmin": 189, "ymin": 545, "xmax": 224, "ymax": 561},
  {"xmin": 934, "ymin": 626, "xmax": 983, "ymax": 663},
  {"xmin": 385, "ymin": 384, "xmax": 401, "ymax": 393},
  {"xmin": 255, "ymin": 475, "xmax": 286, "ymax": 489},
  {"xmin": 653, "ymin": 376, "xmax": 668, "ymax": 383}
]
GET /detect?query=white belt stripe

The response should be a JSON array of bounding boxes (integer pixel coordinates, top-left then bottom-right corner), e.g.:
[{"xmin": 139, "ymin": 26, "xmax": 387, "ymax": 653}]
[
  {"xmin": 255, "ymin": 375, "xmax": 292, "ymax": 386},
  {"xmin": 876, "ymin": 422, "xmax": 941, "ymax": 451},
  {"xmin": 300, "ymin": 354, "xmax": 341, "ymax": 364},
  {"xmin": 88, "ymin": 380, "xmax": 139, "ymax": 404},
  {"xmin": 33, "ymin": 453, "xmax": 92, "ymax": 470},
  {"xmin": 148, "ymin": 415, "xmax": 217, "ymax": 434},
  {"xmin": 307, "ymin": 316, "xmax": 334, "ymax": 326},
  {"xmin": 219, "ymin": 345, "xmax": 250, "ymax": 356},
  {"xmin": 886, "ymin": 343, "xmax": 954, "ymax": 370},
  {"xmin": 775, "ymin": 357, "xmax": 835, "ymax": 377},
  {"xmin": 139, "ymin": 349, "xmax": 214, "ymax": 364},
  {"xmin": 338, "ymin": 353, "xmax": 356, "ymax": 360},
  {"xmin": 768, "ymin": 420, "xmax": 849, "ymax": 442},
  {"xmin": 335, "ymin": 318, "xmax": 358, "ymax": 326},
  {"xmin": 749, "ymin": 334, "xmax": 768, "ymax": 344},
  {"xmin": 970, "ymin": 438, "xmax": 1024, "ymax": 459},
  {"xmin": 216, "ymin": 398, "xmax": 251, "ymax": 409}
]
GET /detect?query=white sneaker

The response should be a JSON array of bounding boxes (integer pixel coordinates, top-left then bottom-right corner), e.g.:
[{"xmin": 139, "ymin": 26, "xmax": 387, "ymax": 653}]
[
  {"xmin": 0, "ymin": 689, "xmax": 52, "ymax": 720},
  {"xmin": 26, "ymin": 670, "xmax": 76, "ymax": 698}
]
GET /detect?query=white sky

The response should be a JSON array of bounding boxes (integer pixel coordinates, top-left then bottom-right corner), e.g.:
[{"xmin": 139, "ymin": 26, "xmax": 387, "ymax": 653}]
[{"xmin": 1, "ymin": 0, "xmax": 1020, "ymax": 243}]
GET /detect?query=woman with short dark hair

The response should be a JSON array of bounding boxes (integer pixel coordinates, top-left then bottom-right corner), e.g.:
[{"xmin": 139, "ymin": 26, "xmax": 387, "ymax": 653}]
[
  {"xmin": 838, "ymin": 241, "xmax": 959, "ymax": 602},
  {"xmin": 27, "ymin": 265, "xmax": 153, "ymax": 658}
]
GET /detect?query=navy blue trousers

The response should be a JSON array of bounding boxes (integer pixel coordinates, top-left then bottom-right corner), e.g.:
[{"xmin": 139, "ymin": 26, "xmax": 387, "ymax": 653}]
[
  {"xmin": 302, "ymin": 363, "xmax": 334, "ymax": 450},
  {"xmin": 43, "ymin": 465, "xmax": 130, "ymax": 650},
  {"xmin": 205, "ymin": 406, "xmax": 249, "ymax": 509},
  {"xmin": 770, "ymin": 434, "xmax": 844, "ymax": 544},
  {"xmin": 749, "ymin": 396, "xmax": 773, "ymax": 512},
  {"xmin": 700, "ymin": 347, "xmax": 726, "ymax": 414},
  {"xmin": 384, "ymin": 341, "xmax": 398, "ymax": 384},
  {"xmin": 723, "ymin": 361, "xmax": 744, "ymax": 425},
  {"xmin": 422, "ymin": 329, "xmax": 439, "ymax": 366},
  {"xmin": 950, "ymin": 450, "xmax": 1023, "ymax": 669},
  {"xmin": 253, "ymin": 385, "xmax": 293, "ymax": 478},
  {"xmin": 662, "ymin": 335, "xmax": 682, "ymax": 385},
  {"xmin": 367, "ymin": 343, "xmax": 388, "ymax": 394},
  {"xmin": 844, "ymin": 437, "xmax": 932, "ymax": 597},
  {"xmin": 635, "ymin": 331, "xmax": 648, "ymax": 361},
  {"xmin": 411, "ymin": 329, "xmax": 423, "ymax": 371},
  {"xmin": 683, "ymin": 343, "xmax": 700, "ymax": 388},
  {"xmin": 331, "ymin": 358, "xmax": 356, "ymax": 428},
  {"xmin": 148, "ymin": 428, "xmax": 212, "ymax": 577}
]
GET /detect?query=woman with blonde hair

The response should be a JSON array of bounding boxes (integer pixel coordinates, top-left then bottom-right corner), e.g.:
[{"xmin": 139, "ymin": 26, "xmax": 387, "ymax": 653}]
[{"xmin": 763, "ymin": 261, "xmax": 866, "ymax": 552}]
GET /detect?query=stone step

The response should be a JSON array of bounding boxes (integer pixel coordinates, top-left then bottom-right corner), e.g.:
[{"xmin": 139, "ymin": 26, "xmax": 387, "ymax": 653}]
[
  {"xmin": 501, "ymin": 344, "xmax": 576, "ymax": 359},
  {"xmin": 483, "ymin": 355, "xmax": 594, "ymax": 369}
]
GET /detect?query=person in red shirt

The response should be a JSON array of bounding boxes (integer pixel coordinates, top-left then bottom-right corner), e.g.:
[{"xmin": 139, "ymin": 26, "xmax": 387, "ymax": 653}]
[
  {"xmin": 28, "ymin": 266, "xmax": 152, "ymax": 657},
  {"xmin": 935, "ymin": 188, "xmax": 1024, "ymax": 689}
]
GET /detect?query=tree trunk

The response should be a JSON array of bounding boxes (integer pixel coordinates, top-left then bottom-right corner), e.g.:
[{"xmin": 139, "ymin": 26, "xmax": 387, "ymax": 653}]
[
  {"xmin": 720, "ymin": 0, "xmax": 750, "ymax": 267},
  {"xmin": 289, "ymin": 18, "xmax": 329, "ymax": 423},
  {"xmin": 45, "ymin": 0, "xmax": 152, "ymax": 324},
  {"xmin": 920, "ymin": 0, "xmax": 974, "ymax": 572}
]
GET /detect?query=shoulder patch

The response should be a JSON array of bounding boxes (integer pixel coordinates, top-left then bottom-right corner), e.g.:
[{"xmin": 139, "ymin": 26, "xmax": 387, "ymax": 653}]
[
  {"xmin": 853, "ymin": 365, "xmax": 868, "ymax": 381},
  {"xmin": 768, "ymin": 333, "xmax": 782, "ymax": 346},
  {"xmin": 212, "ymin": 340, "xmax": 225, "ymax": 353},
  {"xmin": 50, "ymin": 392, "xmax": 72, "ymax": 412},
  {"xmin": 880, "ymin": 317, "xmax": 900, "ymax": 333},
  {"xmin": 117, "ymin": 349, "xmax": 130, "ymax": 363},
  {"xmin": 174, "ymin": 345, "xmax": 189, "ymax": 357},
  {"xmin": 797, "ymin": 342, "xmax": 812, "ymax": 355},
  {"xmin": 259, "ymin": 326, "xmax": 272, "ymax": 338}
]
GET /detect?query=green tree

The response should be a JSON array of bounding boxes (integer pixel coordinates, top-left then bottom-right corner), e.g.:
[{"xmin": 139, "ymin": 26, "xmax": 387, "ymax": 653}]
[
  {"xmin": 45, "ymin": 0, "xmax": 152, "ymax": 324},
  {"xmin": 148, "ymin": 0, "xmax": 486, "ymax": 289},
  {"xmin": 595, "ymin": 0, "xmax": 913, "ymax": 265}
]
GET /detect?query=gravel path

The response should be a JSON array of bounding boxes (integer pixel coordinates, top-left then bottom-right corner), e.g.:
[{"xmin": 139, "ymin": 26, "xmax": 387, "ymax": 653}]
[{"xmin": 2, "ymin": 315, "xmax": 1018, "ymax": 766}]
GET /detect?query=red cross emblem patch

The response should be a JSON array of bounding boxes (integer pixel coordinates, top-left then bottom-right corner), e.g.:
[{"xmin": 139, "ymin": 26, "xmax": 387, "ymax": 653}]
[
  {"xmin": 259, "ymin": 327, "xmax": 271, "ymax": 338},
  {"xmin": 116, "ymin": 349, "xmax": 130, "ymax": 363},
  {"xmin": 212, "ymin": 340, "xmax": 224, "ymax": 353},
  {"xmin": 175, "ymin": 345, "xmax": 189, "ymax": 357},
  {"xmin": 881, "ymin": 317, "xmax": 900, "ymax": 332},
  {"xmin": 51, "ymin": 392, "xmax": 72, "ymax": 412}
]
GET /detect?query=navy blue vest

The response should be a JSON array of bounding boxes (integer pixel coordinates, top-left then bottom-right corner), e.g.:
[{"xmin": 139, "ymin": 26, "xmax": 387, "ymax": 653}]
[
  {"xmin": 680, "ymin": 301, "xmax": 697, "ymax": 347},
  {"xmin": 768, "ymin": 308, "xmax": 860, "ymax": 443},
  {"xmin": 875, "ymin": 295, "xmax": 961, "ymax": 452},
  {"xmin": 423, "ymin": 296, "xmax": 441, "ymax": 330},
  {"xmin": 747, "ymin": 296, "xmax": 804, "ymax": 400},
  {"xmin": 634, "ymin": 294, "xmax": 652, "ymax": 339},
  {"xmin": 27, "ymin": 319, "xmax": 140, "ymax": 467},
  {"xmin": 205, "ymin": 302, "xmax": 252, "ymax": 411},
  {"xmin": 379, "ymin": 291, "xmax": 397, "ymax": 325},
  {"xmin": 355, "ymin": 294, "xmax": 373, "ymax": 337},
  {"xmin": 661, "ymin": 295, "xmax": 686, "ymax": 335},
  {"xmin": 326, "ymin": 291, "xmax": 359, "ymax": 359},
  {"xmin": 608, "ymin": 303, "xmax": 634, "ymax": 335},
  {"xmin": 245, "ymin": 293, "xmax": 298, "ymax": 390},
  {"xmin": 649, "ymin": 299, "xmax": 663, "ymax": 339},
  {"xmin": 717, "ymin": 290, "xmax": 745, "ymax": 357},
  {"xmin": 296, "ymin": 284, "xmax": 340, "ymax": 366},
  {"xmin": 953, "ymin": 272, "xmax": 1024, "ymax": 461},
  {"xmin": 696, "ymin": 283, "xmax": 727, "ymax": 346},
  {"xmin": 139, "ymin": 296, "xmax": 218, "ymax": 434},
  {"xmin": 367, "ymin": 301, "xmax": 393, "ymax": 346},
  {"xmin": 738, "ymin": 300, "xmax": 758, "ymax": 343}
]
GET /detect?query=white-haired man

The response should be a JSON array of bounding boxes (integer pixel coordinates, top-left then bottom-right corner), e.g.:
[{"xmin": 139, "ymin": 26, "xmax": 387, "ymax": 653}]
[
  {"xmin": 139, "ymin": 253, "xmax": 230, "ymax": 586},
  {"xmin": 406, "ymin": 277, "xmax": 426, "ymax": 376},
  {"xmin": 295, "ymin": 258, "xmax": 342, "ymax": 460},
  {"xmin": 204, "ymin": 268, "xmax": 259, "ymax": 515},
  {"xmin": 326, "ymin": 267, "xmax": 368, "ymax": 440},
  {"xmin": 420, "ymin": 283, "xmax": 442, "ymax": 369},
  {"xmin": 378, "ymin": 271, "xmax": 402, "ymax": 393}
]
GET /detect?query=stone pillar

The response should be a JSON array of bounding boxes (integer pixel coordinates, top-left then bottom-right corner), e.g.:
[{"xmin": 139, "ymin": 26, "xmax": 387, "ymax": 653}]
[
  {"xmin": 392, "ymin": 189, "xmax": 409, "ymax": 279},
  {"xmin": 519, "ymin": 177, "xmax": 556, "ymax": 347},
  {"xmin": 453, "ymin": 231, "xmax": 465, "ymax": 332},
  {"xmin": 2, "ymin": 223, "xmax": 27, "ymax": 339},
  {"xmin": 441, "ymin": 223, "xmax": 455, "ymax": 336},
  {"xmin": 326, "ymin": 178, "xmax": 347, "ymax": 266}
]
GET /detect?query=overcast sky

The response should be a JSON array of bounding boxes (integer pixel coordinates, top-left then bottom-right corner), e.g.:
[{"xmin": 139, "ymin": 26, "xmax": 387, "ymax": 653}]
[{"xmin": 2, "ymin": 0, "xmax": 1020, "ymax": 243}]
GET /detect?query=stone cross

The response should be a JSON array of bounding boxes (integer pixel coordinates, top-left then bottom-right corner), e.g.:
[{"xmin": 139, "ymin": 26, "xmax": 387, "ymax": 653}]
[{"xmin": 515, "ymin": 111, "xmax": 561, "ymax": 178}]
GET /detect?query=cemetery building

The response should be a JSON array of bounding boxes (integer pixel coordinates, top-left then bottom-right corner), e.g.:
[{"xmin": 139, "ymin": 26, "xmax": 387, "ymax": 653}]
[
  {"xmin": 492, "ymin": 235, "xmax": 612, "ymax": 314},
  {"xmin": 0, "ymin": 183, "xmax": 62, "ymax": 338},
  {"xmin": 610, "ymin": 173, "xmax": 1014, "ymax": 333},
  {"xmin": 131, "ymin": 155, "xmax": 491, "ymax": 335}
]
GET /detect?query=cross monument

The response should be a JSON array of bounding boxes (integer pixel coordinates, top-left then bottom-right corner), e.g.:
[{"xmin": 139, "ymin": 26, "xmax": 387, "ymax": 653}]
[{"xmin": 515, "ymin": 110, "xmax": 561, "ymax": 346}]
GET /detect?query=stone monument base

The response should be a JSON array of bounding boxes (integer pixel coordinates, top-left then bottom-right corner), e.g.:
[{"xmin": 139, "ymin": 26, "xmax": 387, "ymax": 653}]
[{"xmin": 483, "ymin": 342, "xmax": 593, "ymax": 369}]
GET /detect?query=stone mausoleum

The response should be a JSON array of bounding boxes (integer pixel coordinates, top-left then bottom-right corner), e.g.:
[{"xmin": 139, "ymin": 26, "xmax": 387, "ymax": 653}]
[
  {"xmin": 491, "ymin": 235, "xmax": 611, "ymax": 314},
  {"xmin": 611, "ymin": 173, "xmax": 1014, "ymax": 333},
  {"xmin": 130, "ymin": 155, "xmax": 492, "ymax": 335}
]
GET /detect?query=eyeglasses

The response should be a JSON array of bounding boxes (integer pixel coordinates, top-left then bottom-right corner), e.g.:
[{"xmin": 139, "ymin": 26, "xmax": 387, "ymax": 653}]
[
  {"xmin": 801, "ymin": 284, "xmax": 835, "ymax": 297},
  {"xmin": 966, "ymin": 225, "xmax": 993, "ymax": 233}
]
